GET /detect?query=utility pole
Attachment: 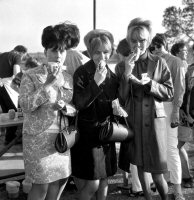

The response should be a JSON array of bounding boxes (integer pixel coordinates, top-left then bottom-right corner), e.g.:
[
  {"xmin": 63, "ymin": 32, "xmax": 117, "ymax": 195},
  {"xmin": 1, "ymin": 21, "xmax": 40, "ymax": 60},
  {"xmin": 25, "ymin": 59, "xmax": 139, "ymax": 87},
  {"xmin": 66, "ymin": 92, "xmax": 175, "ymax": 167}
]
[{"xmin": 93, "ymin": 0, "xmax": 96, "ymax": 29}]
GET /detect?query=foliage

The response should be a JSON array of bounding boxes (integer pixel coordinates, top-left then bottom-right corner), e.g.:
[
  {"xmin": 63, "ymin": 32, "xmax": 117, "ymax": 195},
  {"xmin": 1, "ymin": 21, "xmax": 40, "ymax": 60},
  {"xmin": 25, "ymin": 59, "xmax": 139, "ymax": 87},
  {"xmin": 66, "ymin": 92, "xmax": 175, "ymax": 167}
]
[{"xmin": 162, "ymin": 0, "xmax": 194, "ymax": 42}]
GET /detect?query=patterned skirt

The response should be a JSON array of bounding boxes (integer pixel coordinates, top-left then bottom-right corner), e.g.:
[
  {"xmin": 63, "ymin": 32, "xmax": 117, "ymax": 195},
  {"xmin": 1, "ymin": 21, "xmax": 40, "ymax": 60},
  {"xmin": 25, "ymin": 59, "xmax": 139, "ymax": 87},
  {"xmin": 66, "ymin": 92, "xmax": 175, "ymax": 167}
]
[{"xmin": 23, "ymin": 129, "xmax": 71, "ymax": 184}]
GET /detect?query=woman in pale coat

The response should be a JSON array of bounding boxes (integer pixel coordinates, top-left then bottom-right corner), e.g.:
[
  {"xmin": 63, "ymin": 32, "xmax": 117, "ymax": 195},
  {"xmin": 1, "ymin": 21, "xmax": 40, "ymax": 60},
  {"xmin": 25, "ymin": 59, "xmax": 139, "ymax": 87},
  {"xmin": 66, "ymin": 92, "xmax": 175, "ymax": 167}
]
[{"xmin": 118, "ymin": 18, "xmax": 174, "ymax": 200}]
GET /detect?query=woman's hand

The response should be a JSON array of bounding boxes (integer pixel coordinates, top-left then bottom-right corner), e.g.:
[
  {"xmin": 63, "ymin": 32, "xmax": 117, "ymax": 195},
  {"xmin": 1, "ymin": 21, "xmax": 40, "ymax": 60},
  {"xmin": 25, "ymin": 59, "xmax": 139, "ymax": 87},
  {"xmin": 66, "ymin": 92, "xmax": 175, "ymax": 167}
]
[
  {"xmin": 94, "ymin": 60, "xmax": 107, "ymax": 86},
  {"xmin": 124, "ymin": 47, "xmax": 141, "ymax": 78},
  {"xmin": 140, "ymin": 73, "xmax": 151, "ymax": 85},
  {"xmin": 53, "ymin": 100, "xmax": 66, "ymax": 110},
  {"xmin": 44, "ymin": 62, "xmax": 61, "ymax": 90},
  {"xmin": 61, "ymin": 103, "xmax": 77, "ymax": 117},
  {"xmin": 112, "ymin": 99, "xmax": 128, "ymax": 117}
]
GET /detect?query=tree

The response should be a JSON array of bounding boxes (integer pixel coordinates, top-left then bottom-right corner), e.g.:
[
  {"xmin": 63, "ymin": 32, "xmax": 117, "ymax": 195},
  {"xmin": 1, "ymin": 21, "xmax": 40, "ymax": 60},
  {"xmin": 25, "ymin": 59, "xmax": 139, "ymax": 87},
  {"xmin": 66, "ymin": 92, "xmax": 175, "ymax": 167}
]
[{"xmin": 162, "ymin": 0, "xmax": 194, "ymax": 42}]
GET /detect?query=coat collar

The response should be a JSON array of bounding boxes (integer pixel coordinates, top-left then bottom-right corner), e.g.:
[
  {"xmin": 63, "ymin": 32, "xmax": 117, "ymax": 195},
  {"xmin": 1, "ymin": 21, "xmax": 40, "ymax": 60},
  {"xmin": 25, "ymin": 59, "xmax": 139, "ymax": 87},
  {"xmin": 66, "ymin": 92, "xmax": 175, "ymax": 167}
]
[{"xmin": 137, "ymin": 50, "xmax": 159, "ymax": 77}]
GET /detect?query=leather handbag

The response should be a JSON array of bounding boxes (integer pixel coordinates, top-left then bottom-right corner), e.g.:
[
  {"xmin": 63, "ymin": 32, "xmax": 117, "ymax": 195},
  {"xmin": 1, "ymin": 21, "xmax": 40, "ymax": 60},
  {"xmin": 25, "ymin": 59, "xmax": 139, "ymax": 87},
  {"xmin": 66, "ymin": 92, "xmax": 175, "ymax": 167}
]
[
  {"xmin": 98, "ymin": 116, "xmax": 134, "ymax": 143},
  {"xmin": 178, "ymin": 125, "xmax": 194, "ymax": 142},
  {"xmin": 55, "ymin": 111, "xmax": 79, "ymax": 153}
]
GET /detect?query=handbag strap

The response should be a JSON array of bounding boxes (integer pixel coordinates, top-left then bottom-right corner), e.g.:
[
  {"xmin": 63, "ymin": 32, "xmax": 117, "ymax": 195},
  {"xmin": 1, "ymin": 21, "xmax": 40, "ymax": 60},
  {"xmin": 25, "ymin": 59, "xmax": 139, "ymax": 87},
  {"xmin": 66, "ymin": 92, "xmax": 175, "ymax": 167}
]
[
  {"xmin": 59, "ymin": 111, "xmax": 63, "ymax": 131},
  {"xmin": 59, "ymin": 110, "xmax": 79, "ymax": 130}
]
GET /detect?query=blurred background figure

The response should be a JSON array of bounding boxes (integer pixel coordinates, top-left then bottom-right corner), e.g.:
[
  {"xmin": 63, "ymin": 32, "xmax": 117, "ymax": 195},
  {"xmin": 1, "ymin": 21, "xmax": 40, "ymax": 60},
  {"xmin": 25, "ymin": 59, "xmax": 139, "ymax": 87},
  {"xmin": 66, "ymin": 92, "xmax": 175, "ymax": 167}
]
[
  {"xmin": 11, "ymin": 56, "xmax": 40, "ymax": 93},
  {"xmin": 64, "ymin": 48, "xmax": 89, "ymax": 76},
  {"xmin": 151, "ymin": 34, "xmax": 186, "ymax": 200},
  {"xmin": 171, "ymin": 42, "xmax": 194, "ymax": 188},
  {"xmin": 0, "ymin": 45, "xmax": 28, "ymax": 145}
]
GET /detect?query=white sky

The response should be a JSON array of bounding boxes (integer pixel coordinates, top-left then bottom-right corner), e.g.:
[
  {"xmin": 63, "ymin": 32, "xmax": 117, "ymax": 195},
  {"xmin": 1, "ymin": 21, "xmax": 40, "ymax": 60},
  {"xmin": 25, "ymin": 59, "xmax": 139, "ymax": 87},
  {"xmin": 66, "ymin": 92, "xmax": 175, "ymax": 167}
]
[{"xmin": 0, "ymin": 0, "xmax": 183, "ymax": 53}]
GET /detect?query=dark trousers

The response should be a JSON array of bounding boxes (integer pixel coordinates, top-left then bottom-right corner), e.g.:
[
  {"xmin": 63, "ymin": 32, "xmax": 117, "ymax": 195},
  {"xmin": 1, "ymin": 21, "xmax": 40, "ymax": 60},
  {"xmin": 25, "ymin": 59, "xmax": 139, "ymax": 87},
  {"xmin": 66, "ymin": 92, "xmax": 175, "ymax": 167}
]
[{"xmin": 0, "ymin": 86, "xmax": 17, "ymax": 142}]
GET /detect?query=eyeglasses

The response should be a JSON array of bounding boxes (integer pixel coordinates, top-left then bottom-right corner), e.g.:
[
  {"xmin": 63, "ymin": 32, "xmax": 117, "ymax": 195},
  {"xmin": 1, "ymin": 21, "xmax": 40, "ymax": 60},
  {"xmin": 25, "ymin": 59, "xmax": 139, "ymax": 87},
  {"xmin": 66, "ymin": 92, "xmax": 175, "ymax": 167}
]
[{"xmin": 149, "ymin": 44, "xmax": 161, "ymax": 52}]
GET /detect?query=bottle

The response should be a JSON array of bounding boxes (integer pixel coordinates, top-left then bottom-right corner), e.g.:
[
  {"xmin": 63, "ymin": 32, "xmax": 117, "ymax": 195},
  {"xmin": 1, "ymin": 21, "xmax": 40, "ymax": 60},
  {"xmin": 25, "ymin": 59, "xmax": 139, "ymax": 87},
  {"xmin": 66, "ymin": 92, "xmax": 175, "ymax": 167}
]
[{"xmin": 17, "ymin": 108, "xmax": 23, "ymax": 118}]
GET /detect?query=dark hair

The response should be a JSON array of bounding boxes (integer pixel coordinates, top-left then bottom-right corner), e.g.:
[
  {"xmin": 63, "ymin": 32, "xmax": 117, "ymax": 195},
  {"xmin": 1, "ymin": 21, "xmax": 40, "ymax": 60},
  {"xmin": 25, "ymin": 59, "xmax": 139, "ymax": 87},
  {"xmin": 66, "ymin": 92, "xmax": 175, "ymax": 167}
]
[
  {"xmin": 151, "ymin": 33, "xmax": 168, "ymax": 50},
  {"xmin": 116, "ymin": 38, "xmax": 131, "ymax": 57},
  {"xmin": 171, "ymin": 42, "xmax": 186, "ymax": 56},
  {"xmin": 25, "ymin": 57, "xmax": 40, "ymax": 69},
  {"xmin": 13, "ymin": 45, "xmax": 28, "ymax": 54},
  {"xmin": 41, "ymin": 21, "xmax": 80, "ymax": 51}
]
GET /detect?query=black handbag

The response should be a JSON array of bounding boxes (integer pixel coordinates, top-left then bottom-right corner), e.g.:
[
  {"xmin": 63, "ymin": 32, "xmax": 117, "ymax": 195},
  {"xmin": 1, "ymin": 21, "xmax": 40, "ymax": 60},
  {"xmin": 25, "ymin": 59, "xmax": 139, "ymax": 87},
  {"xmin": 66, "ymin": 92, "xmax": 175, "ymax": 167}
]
[
  {"xmin": 55, "ymin": 111, "xmax": 79, "ymax": 153},
  {"xmin": 99, "ymin": 116, "xmax": 133, "ymax": 143}
]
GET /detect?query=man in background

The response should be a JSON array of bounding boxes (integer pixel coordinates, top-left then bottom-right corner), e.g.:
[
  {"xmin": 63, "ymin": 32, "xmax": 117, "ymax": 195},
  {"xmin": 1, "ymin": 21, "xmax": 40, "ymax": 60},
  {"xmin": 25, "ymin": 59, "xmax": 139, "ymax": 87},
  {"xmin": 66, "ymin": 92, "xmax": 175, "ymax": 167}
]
[
  {"xmin": 151, "ymin": 34, "xmax": 185, "ymax": 200},
  {"xmin": 0, "ymin": 45, "xmax": 28, "ymax": 145}
]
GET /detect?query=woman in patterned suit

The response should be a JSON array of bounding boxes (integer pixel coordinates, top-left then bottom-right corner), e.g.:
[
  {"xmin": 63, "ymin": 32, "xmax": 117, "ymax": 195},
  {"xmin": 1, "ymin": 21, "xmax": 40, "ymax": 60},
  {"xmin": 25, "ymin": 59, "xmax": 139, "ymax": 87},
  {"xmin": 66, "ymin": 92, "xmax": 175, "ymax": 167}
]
[{"xmin": 19, "ymin": 22, "xmax": 80, "ymax": 200}]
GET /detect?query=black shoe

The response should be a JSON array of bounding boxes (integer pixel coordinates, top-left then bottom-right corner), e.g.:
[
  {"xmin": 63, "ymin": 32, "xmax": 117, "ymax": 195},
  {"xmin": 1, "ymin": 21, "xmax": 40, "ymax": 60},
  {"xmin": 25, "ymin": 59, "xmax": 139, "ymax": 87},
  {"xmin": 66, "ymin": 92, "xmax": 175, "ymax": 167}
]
[
  {"xmin": 129, "ymin": 188, "xmax": 144, "ymax": 197},
  {"xmin": 182, "ymin": 178, "xmax": 194, "ymax": 188},
  {"xmin": 150, "ymin": 183, "xmax": 157, "ymax": 192}
]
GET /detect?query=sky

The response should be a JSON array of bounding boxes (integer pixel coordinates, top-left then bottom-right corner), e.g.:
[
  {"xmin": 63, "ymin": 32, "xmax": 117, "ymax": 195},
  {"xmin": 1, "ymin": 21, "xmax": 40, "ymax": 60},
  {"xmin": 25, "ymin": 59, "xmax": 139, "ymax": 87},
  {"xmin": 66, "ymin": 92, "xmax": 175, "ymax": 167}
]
[{"xmin": 0, "ymin": 0, "xmax": 183, "ymax": 53}]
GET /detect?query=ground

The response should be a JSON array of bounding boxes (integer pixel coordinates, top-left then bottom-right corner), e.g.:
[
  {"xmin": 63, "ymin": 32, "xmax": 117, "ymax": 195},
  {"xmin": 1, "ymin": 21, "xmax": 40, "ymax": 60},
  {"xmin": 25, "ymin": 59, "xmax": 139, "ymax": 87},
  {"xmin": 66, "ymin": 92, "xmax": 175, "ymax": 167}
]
[{"xmin": 0, "ymin": 130, "xmax": 194, "ymax": 199}]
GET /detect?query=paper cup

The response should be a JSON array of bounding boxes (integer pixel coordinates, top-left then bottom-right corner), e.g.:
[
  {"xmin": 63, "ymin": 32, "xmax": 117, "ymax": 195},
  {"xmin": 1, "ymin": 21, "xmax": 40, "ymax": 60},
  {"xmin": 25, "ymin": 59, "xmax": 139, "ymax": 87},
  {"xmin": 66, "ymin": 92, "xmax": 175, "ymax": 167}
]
[
  {"xmin": 6, "ymin": 181, "xmax": 20, "ymax": 198},
  {"xmin": 22, "ymin": 179, "xmax": 32, "ymax": 194},
  {"xmin": 8, "ymin": 109, "xmax": 16, "ymax": 119}
]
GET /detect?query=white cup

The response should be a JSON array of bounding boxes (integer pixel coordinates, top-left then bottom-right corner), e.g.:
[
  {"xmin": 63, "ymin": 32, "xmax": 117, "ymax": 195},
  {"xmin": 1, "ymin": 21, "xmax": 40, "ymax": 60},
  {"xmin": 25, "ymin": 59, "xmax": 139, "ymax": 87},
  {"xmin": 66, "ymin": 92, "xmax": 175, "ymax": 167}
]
[
  {"xmin": 6, "ymin": 181, "xmax": 20, "ymax": 198},
  {"xmin": 8, "ymin": 109, "xmax": 16, "ymax": 119},
  {"xmin": 22, "ymin": 179, "xmax": 32, "ymax": 194}
]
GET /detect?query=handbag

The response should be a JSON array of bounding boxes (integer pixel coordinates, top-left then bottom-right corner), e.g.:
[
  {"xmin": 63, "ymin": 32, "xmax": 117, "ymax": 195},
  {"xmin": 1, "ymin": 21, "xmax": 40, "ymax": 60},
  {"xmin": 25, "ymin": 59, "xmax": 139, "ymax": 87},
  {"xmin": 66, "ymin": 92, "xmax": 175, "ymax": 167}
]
[
  {"xmin": 98, "ymin": 116, "xmax": 134, "ymax": 143},
  {"xmin": 178, "ymin": 125, "xmax": 194, "ymax": 142},
  {"xmin": 55, "ymin": 111, "xmax": 79, "ymax": 153}
]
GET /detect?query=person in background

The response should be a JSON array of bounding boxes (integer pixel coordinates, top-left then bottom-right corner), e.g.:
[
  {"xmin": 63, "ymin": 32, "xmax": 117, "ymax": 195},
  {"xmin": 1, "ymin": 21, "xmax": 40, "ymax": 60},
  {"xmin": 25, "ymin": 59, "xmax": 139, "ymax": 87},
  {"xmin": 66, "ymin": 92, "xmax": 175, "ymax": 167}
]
[
  {"xmin": 19, "ymin": 21, "xmax": 79, "ymax": 200},
  {"xmin": 64, "ymin": 48, "xmax": 89, "ymax": 76},
  {"xmin": 0, "ymin": 45, "xmax": 28, "ymax": 145},
  {"xmin": 171, "ymin": 42, "xmax": 194, "ymax": 188},
  {"xmin": 115, "ymin": 38, "xmax": 154, "ymax": 197},
  {"xmin": 151, "ymin": 34, "xmax": 186, "ymax": 200},
  {"xmin": 71, "ymin": 29, "xmax": 119, "ymax": 200},
  {"xmin": 118, "ymin": 18, "xmax": 173, "ymax": 200},
  {"xmin": 115, "ymin": 38, "xmax": 131, "ymax": 190},
  {"xmin": 11, "ymin": 56, "xmax": 40, "ymax": 93}
]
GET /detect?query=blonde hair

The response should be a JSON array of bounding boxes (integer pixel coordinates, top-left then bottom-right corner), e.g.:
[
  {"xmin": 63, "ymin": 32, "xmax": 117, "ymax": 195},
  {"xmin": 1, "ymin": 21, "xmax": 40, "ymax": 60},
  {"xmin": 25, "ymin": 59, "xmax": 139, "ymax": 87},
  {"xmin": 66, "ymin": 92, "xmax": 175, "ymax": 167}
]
[{"xmin": 84, "ymin": 29, "xmax": 114, "ymax": 58}]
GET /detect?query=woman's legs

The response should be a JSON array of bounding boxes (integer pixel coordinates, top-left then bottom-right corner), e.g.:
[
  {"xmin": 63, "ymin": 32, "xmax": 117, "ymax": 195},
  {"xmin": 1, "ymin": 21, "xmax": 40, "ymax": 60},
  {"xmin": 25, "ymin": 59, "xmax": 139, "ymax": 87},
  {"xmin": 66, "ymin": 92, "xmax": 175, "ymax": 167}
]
[
  {"xmin": 96, "ymin": 178, "xmax": 108, "ymax": 200},
  {"xmin": 137, "ymin": 166, "xmax": 152, "ymax": 200},
  {"xmin": 152, "ymin": 173, "xmax": 168, "ymax": 200},
  {"xmin": 46, "ymin": 178, "xmax": 69, "ymax": 200},
  {"xmin": 76, "ymin": 178, "xmax": 108, "ymax": 200},
  {"xmin": 130, "ymin": 164, "xmax": 142, "ymax": 192},
  {"xmin": 79, "ymin": 179, "xmax": 100, "ymax": 200},
  {"xmin": 73, "ymin": 177, "xmax": 87, "ymax": 199},
  {"xmin": 27, "ymin": 183, "xmax": 49, "ymax": 200},
  {"xmin": 28, "ymin": 178, "xmax": 68, "ymax": 200},
  {"xmin": 45, "ymin": 180, "xmax": 60, "ymax": 200}
]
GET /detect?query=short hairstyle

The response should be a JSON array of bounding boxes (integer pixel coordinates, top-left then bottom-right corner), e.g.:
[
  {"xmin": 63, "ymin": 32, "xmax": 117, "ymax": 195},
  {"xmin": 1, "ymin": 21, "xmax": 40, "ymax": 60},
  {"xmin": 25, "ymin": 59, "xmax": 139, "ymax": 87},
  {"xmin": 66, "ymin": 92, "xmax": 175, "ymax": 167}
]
[
  {"xmin": 151, "ymin": 33, "xmax": 168, "ymax": 50},
  {"xmin": 13, "ymin": 45, "xmax": 28, "ymax": 54},
  {"xmin": 116, "ymin": 38, "xmax": 131, "ymax": 57},
  {"xmin": 126, "ymin": 18, "xmax": 152, "ymax": 45},
  {"xmin": 41, "ymin": 21, "xmax": 80, "ymax": 51},
  {"xmin": 25, "ymin": 57, "xmax": 40, "ymax": 69},
  {"xmin": 171, "ymin": 42, "xmax": 186, "ymax": 56},
  {"xmin": 84, "ymin": 29, "xmax": 114, "ymax": 58}
]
